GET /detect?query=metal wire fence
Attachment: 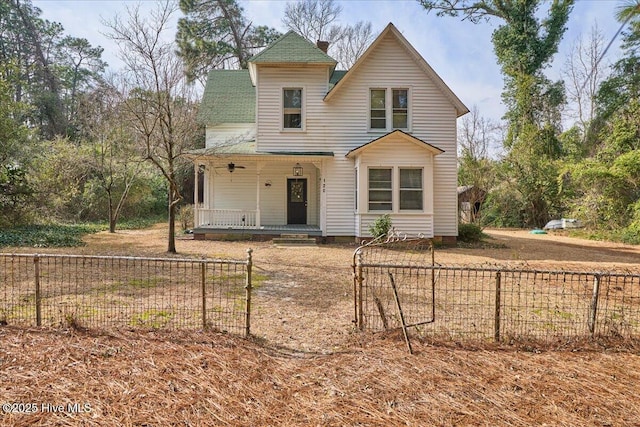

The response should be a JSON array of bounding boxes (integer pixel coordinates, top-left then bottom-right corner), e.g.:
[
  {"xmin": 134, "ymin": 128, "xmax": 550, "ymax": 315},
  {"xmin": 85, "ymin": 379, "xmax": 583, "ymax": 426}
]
[
  {"xmin": 0, "ymin": 252, "xmax": 253, "ymax": 336},
  {"xmin": 354, "ymin": 241, "xmax": 640, "ymax": 342}
]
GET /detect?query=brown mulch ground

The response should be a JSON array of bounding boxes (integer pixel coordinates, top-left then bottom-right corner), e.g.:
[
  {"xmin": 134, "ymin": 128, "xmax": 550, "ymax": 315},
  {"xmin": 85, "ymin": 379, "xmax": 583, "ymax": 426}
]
[{"xmin": 2, "ymin": 225, "xmax": 640, "ymax": 426}]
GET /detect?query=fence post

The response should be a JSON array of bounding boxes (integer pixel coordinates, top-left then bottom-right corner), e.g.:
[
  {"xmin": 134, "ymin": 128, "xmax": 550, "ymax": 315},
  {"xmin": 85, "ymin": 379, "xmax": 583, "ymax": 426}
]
[
  {"xmin": 201, "ymin": 261, "xmax": 207, "ymax": 330},
  {"xmin": 356, "ymin": 249, "xmax": 364, "ymax": 331},
  {"xmin": 34, "ymin": 255, "xmax": 41, "ymax": 327},
  {"xmin": 244, "ymin": 249, "xmax": 253, "ymax": 337},
  {"xmin": 494, "ymin": 271, "xmax": 501, "ymax": 342},
  {"xmin": 430, "ymin": 241, "xmax": 436, "ymax": 321},
  {"xmin": 589, "ymin": 274, "xmax": 601, "ymax": 337}
]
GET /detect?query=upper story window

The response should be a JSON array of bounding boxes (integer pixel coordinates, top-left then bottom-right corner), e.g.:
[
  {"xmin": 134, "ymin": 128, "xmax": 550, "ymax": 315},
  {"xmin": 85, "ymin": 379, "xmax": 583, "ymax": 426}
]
[
  {"xmin": 283, "ymin": 88, "xmax": 302, "ymax": 129},
  {"xmin": 393, "ymin": 89, "xmax": 408, "ymax": 129},
  {"xmin": 370, "ymin": 89, "xmax": 386, "ymax": 129},
  {"xmin": 369, "ymin": 88, "xmax": 410, "ymax": 131}
]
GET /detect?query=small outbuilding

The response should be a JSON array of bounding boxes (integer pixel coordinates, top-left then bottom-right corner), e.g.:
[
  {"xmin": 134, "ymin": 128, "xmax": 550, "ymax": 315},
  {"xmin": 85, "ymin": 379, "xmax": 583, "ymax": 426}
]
[{"xmin": 458, "ymin": 185, "xmax": 486, "ymax": 224}]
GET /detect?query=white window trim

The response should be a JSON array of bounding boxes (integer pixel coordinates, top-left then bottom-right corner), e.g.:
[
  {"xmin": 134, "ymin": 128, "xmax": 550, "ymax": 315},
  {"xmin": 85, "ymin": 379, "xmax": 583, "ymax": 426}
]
[
  {"xmin": 368, "ymin": 87, "xmax": 412, "ymax": 133},
  {"xmin": 367, "ymin": 166, "xmax": 393, "ymax": 212},
  {"xmin": 399, "ymin": 167, "xmax": 424, "ymax": 212},
  {"xmin": 365, "ymin": 166, "xmax": 424, "ymax": 213},
  {"xmin": 281, "ymin": 86, "xmax": 305, "ymax": 132}
]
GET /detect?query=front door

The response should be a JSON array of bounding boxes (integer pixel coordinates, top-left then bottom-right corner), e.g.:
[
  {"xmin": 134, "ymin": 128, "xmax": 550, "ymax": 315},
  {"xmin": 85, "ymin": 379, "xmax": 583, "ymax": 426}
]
[{"xmin": 287, "ymin": 178, "xmax": 307, "ymax": 224}]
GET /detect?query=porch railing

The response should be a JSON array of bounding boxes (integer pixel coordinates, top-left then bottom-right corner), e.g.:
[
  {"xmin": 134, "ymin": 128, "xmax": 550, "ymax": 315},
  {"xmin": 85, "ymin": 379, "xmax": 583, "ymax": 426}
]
[{"xmin": 196, "ymin": 208, "xmax": 258, "ymax": 228}]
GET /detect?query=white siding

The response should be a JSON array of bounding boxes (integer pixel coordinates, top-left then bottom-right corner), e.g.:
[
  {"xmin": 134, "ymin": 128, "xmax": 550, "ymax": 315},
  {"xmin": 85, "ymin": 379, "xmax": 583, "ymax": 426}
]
[
  {"xmin": 359, "ymin": 213, "xmax": 434, "ymax": 238},
  {"xmin": 205, "ymin": 123, "xmax": 256, "ymax": 148},
  {"xmin": 210, "ymin": 164, "xmax": 256, "ymax": 210},
  {"xmin": 252, "ymin": 31, "xmax": 459, "ymax": 236},
  {"xmin": 209, "ymin": 161, "xmax": 319, "ymax": 226}
]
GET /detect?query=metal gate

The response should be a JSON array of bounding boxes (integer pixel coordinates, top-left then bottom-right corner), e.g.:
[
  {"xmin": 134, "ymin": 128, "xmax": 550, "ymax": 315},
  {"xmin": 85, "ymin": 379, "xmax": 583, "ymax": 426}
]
[{"xmin": 352, "ymin": 231, "xmax": 436, "ymax": 352}]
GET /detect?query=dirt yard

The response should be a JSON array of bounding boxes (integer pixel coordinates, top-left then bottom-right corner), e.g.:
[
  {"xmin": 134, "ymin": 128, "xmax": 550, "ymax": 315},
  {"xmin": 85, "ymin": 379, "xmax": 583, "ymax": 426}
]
[{"xmin": 2, "ymin": 226, "xmax": 640, "ymax": 426}]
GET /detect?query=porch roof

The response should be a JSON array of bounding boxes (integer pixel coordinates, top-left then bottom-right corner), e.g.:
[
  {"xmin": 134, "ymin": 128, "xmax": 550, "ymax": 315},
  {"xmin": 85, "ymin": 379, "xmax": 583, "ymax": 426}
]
[{"xmin": 186, "ymin": 140, "xmax": 333, "ymax": 161}]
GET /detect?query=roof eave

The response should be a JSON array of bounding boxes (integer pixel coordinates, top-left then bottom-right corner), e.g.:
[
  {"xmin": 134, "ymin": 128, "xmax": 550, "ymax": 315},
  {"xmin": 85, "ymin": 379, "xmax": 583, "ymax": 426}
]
[{"xmin": 345, "ymin": 130, "xmax": 444, "ymax": 158}]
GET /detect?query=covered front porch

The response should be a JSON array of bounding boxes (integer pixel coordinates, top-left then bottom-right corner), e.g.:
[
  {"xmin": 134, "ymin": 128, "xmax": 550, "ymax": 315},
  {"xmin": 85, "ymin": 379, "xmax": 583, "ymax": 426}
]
[{"xmin": 189, "ymin": 144, "xmax": 332, "ymax": 239}]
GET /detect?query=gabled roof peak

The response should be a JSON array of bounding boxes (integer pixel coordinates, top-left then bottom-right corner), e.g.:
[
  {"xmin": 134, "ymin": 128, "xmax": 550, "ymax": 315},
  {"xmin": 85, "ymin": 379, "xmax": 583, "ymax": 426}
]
[{"xmin": 325, "ymin": 22, "xmax": 469, "ymax": 117}]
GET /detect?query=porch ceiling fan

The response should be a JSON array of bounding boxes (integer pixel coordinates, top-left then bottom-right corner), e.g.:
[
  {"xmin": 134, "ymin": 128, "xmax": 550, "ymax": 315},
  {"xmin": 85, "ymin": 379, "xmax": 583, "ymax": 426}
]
[{"xmin": 215, "ymin": 162, "xmax": 245, "ymax": 173}]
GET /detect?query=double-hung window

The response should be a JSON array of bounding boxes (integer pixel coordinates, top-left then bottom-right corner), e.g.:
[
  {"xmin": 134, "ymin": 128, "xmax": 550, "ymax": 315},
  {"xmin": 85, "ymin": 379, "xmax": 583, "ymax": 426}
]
[
  {"xmin": 369, "ymin": 88, "xmax": 409, "ymax": 131},
  {"xmin": 399, "ymin": 168, "xmax": 423, "ymax": 210},
  {"xmin": 367, "ymin": 167, "xmax": 423, "ymax": 212},
  {"xmin": 370, "ymin": 89, "xmax": 386, "ymax": 129},
  {"xmin": 283, "ymin": 88, "xmax": 302, "ymax": 129},
  {"xmin": 392, "ymin": 89, "xmax": 408, "ymax": 129},
  {"xmin": 368, "ymin": 168, "xmax": 392, "ymax": 211}
]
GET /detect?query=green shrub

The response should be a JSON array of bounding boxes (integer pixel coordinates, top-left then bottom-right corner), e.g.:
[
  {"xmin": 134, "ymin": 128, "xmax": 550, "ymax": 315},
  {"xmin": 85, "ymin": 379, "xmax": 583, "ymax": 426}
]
[
  {"xmin": 0, "ymin": 224, "xmax": 105, "ymax": 248},
  {"xmin": 369, "ymin": 214, "xmax": 392, "ymax": 239},
  {"xmin": 178, "ymin": 204, "xmax": 194, "ymax": 231},
  {"xmin": 458, "ymin": 223, "xmax": 484, "ymax": 243}
]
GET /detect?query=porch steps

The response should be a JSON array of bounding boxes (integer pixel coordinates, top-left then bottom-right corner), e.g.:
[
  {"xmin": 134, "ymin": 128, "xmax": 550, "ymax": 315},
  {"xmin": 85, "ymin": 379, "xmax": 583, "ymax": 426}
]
[{"xmin": 272, "ymin": 234, "xmax": 318, "ymax": 247}]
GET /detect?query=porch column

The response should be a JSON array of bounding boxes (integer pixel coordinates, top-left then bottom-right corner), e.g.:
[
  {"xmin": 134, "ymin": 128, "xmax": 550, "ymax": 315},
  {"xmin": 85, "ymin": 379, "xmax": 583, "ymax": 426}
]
[
  {"xmin": 256, "ymin": 162, "xmax": 265, "ymax": 228},
  {"xmin": 194, "ymin": 163, "xmax": 199, "ymax": 228},
  {"xmin": 314, "ymin": 161, "xmax": 327, "ymax": 236}
]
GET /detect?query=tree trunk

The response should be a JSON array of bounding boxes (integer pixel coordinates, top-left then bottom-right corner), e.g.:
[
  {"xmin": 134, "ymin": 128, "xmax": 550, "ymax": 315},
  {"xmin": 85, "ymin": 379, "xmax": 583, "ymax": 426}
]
[
  {"xmin": 167, "ymin": 187, "xmax": 177, "ymax": 253},
  {"xmin": 108, "ymin": 191, "xmax": 116, "ymax": 233}
]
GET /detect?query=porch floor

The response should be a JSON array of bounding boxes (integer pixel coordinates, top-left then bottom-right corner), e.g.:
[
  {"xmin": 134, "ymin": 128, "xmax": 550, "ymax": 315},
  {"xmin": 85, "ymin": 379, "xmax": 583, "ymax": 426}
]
[{"xmin": 193, "ymin": 224, "xmax": 322, "ymax": 237}]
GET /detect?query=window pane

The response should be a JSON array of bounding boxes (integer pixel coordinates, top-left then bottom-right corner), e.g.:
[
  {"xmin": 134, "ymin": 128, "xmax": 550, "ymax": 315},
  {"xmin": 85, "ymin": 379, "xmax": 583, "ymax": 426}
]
[
  {"xmin": 393, "ymin": 89, "xmax": 407, "ymax": 108},
  {"xmin": 400, "ymin": 190, "xmax": 423, "ymax": 210},
  {"xmin": 369, "ymin": 202, "xmax": 392, "ymax": 211},
  {"xmin": 393, "ymin": 113, "xmax": 407, "ymax": 129},
  {"xmin": 369, "ymin": 168, "xmax": 392, "ymax": 183},
  {"xmin": 284, "ymin": 113, "xmax": 301, "ymax": 128},
  {"xmin": 284, "ymin": 89, "xmax": 302, "ymax": 108},
  {"xmin": 400, "ymin": 169, "xmax": 421, "ymax": 188},
  {"xmin": 369, "ymin": 190, "xmax": 392, "ymax": 201},
  {"xmin": 371, "ymin": 118, "xmax": 386, "ymax": 129},
  {"xmin": 370, "ymin": 89, "xmax": 386, "ymax": 108}
]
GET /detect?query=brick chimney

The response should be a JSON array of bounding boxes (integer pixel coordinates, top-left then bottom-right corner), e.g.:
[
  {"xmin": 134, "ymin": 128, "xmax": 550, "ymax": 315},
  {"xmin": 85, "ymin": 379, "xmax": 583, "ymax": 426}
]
[{"xmin": 316, "ymin": 40, "xmax": 329, "ymax": 53}]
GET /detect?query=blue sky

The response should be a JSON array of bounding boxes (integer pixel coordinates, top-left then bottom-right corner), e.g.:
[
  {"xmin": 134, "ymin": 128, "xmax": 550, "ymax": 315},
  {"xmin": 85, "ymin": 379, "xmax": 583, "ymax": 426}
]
[{"xmin": 33, "ymin": 0, "xmax": 625, "ymax": 123}]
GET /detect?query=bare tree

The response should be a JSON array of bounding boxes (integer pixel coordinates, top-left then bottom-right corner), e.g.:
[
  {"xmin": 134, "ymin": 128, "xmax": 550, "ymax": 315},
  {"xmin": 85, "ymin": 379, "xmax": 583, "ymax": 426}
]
[
  {"xmin": 282, "ymin": 0, "xmax": 376, "ymax": 69},
  {"xmin": 282, "ymin": 0, "xmax": 343, "ymax": 44},
  {"xmin": 104, "ymin": 2, "xmax": 199, "ymax": 253},
  {"xmin": 457, "ymin": 105, "xmax": 500, "ymax": 160},
  {"xmin": 332, "ymin": 21, "xmax": 376, "ymax": 69},
  {"xmin": 562, "ymin": 23, "xmax": 607, "ymax": 134}
]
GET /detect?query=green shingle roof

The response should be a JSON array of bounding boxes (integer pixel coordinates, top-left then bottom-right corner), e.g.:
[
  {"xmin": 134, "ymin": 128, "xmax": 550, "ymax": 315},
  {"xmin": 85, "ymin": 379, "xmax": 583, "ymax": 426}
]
[
  {"xmin": 249, "ymin": 30, "xmax": 337, "ymax": 65},
  {"xmin": 197, "ymin": 70, "xmax": 255, "ymax": 125},
  {"xmin": 329, "ymin": 70, "xmax": 348, "ymax": 89}
]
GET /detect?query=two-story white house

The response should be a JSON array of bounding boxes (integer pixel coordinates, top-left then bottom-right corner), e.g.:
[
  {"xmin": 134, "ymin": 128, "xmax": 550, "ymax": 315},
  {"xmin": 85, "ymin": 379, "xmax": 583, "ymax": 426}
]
[{"xmin": 188, "ymin": 23, "xmax": 468, "ymax": 242}]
